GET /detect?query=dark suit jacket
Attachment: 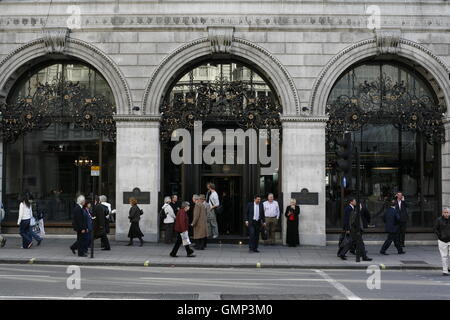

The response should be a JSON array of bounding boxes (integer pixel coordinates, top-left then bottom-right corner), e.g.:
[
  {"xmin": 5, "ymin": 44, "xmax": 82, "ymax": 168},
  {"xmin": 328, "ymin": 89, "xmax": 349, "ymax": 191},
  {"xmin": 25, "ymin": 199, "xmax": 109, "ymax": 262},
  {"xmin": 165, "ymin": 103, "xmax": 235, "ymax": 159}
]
[
  {"xmin": 360, "ymin": 203, "xmax": 371, "ymax": 228},
  {"xmin": 72, "ymin": 204, "xmax": 87, "ymax": 232},
  {"xmin": 383, "ymin": 207, "xmax": 400, "ymax": 233},
  {"xmin": 245, "ymin": 202, "xmax": 265, "ymax": 224},
  {"xmin": 395, "ymin": 200, "xmax": 408, "ymax": 222},
  {"xmin": 343, "ymin": 205, "xmax": 355, "ymax": 231}
]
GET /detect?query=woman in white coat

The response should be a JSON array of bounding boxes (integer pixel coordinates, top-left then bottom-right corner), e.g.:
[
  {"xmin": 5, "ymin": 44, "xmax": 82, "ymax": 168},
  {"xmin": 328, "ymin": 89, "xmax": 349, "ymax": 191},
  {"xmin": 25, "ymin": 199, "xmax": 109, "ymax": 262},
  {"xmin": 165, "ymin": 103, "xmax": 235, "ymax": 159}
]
[
  {"xmin": 162, "ymin": 196, "xmax": 176, "ymax": 244},
  {"xmin": 17, "ymin": 194, "xmax": 33, "ymax": 249}
]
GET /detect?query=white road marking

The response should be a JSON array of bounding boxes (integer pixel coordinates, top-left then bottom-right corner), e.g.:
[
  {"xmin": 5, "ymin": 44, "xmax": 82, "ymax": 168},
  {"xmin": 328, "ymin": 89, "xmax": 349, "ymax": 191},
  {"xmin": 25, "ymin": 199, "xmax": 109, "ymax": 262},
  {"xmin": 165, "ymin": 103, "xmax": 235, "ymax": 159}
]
[{"xmin": 313, "ymin": 269, "xmax": 361, "ymax": 300}]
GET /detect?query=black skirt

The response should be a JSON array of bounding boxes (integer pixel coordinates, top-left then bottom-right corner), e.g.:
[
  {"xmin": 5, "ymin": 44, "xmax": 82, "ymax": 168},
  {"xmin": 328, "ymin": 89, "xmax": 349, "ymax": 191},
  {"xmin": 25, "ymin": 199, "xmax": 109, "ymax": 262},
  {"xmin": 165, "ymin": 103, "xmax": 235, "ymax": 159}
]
[
  {"xmin": 286, "ymin": 219, "xmax": 300, "ymax": 246},
  {"xmin": 128, "ymin": 221, "xmax": 144, "ymax": 238}
]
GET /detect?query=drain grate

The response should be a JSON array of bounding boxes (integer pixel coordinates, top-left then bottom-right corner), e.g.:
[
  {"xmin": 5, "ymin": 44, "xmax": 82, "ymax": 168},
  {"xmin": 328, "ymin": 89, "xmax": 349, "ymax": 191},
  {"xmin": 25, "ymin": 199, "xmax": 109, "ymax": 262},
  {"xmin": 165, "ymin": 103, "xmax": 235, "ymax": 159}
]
[
  {"xmin": 86, "ymin": 292, "xmax": 199, "ymax": 300},
  {"xmin": 400, "ymin": 260, "xmax": 428, "ymax": 265},
  {"xmin": 220, "ymin": 294, "xmax": 335, "ymax": 300}
]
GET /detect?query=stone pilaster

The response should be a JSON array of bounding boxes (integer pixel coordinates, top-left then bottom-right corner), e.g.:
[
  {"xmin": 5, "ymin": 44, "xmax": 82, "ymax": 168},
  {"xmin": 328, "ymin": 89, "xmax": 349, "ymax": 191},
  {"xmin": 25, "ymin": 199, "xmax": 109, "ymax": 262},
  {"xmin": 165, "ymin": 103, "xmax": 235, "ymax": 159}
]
[
  {"xmin": 281, "ymin": 116, "xmax": 328, "ymax": 246},
  {"xmin": 442, "ymin": 119, "xmax": 450, "ymax": 208},
  {"xmin": 114, "ymin": 115, "xmax": 161, "ymax": 242}
]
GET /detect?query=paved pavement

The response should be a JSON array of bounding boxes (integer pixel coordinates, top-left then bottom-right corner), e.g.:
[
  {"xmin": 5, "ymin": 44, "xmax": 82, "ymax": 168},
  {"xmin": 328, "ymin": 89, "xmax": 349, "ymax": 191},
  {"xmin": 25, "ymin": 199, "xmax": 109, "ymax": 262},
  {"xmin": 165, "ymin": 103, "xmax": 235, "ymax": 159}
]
[
  {"xmin": 0, "ymin": 264, "xmax": 449, "ymax": 300},
  {"xmin": 0, "ymin": 236, "xmax": 444, "ymax": 270}
]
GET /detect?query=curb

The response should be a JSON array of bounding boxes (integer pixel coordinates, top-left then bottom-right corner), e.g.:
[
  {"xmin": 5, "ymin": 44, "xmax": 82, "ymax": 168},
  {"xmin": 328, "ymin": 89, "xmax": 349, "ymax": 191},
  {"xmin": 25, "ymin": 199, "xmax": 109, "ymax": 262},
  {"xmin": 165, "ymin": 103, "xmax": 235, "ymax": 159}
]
[{"xmin": 0, "ymin": 258, "xmax": 441, "ymax": 271}]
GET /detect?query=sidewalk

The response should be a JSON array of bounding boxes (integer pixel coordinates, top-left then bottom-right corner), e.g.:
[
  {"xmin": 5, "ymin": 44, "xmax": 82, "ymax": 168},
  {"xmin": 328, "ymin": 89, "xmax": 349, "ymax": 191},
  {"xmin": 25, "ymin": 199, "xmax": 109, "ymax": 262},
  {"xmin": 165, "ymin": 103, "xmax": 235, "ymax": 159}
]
[{"xmin": 0, "ymin": 236, "xmax": 443, "ymax": 270}]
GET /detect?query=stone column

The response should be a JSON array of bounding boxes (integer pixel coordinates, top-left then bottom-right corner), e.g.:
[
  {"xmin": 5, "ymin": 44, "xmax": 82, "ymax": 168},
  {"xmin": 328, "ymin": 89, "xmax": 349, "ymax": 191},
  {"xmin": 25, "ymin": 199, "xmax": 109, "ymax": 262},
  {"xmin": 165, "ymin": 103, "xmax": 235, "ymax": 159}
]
[
  {"xmin": 442, "ymin": 119, "xmax": 450, "ymax": 208},
  {"xmin": 281, "ymin": 117, "xmax": 328, "ymax": 246},
  {"xmin": 114, "ymin": 116, "xmax": 160, "ymax": 242}
]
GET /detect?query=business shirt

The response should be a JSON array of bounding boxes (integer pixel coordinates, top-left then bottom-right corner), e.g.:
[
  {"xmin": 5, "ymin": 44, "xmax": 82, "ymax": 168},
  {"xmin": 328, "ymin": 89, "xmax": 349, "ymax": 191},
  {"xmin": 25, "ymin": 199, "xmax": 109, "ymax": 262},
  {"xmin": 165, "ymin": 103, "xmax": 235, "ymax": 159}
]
[
  {"xmin": 253, "ymin": 202, "xmax": 260, "ymax": 221},
  {"xmin": 263, "ymin": 200, "xmax": 280, "ymax": 219}
]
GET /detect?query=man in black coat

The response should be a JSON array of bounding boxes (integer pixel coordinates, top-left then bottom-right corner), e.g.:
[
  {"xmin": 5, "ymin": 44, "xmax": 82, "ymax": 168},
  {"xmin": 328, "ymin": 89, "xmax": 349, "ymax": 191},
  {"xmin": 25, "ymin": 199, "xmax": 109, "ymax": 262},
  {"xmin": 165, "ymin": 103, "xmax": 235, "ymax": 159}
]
[
  {"xmin": 244, "ymin": 195, "xmax": 266, "ymax": 253},
  {"xmin": 380, "ymin": 200, "xmax": 405, "ymax": 255},
  {"xmin": 92, "ymin": 196, "xmax": 111, "ymax": 251},
  {"xmin": 395, "ymin": 192, "xmax": 408, "ymax": 247},
  {"xmin": 340, "ymin": 198, "xmax": 372, "ymax": 262},
  {"xmin": 70, "ymin": 195, "xmax": 89, "ymax": 257}
]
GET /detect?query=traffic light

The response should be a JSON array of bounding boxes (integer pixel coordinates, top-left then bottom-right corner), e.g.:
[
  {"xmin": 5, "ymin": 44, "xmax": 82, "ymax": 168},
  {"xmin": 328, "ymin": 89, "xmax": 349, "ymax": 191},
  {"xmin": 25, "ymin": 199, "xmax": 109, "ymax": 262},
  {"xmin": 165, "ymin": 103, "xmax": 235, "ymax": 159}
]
[{"xmin": 335, "ymin": 132, "xmax": 352, "ymax": 188}]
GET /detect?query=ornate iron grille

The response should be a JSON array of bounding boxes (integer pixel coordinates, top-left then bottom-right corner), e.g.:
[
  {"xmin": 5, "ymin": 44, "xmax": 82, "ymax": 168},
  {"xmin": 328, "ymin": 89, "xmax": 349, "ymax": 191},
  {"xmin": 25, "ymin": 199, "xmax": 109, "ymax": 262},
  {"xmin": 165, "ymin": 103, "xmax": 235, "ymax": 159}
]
[
  {"xmin": 0, "ymin": 68, "xmax": 116, "ymax": 143},
  {"xmin": 159, "ymin": 66, "xmax": 281, "ymax": 142},
  {"xmin": 326, "ymin": 72, "xmax": 446, "ymax": 144}
]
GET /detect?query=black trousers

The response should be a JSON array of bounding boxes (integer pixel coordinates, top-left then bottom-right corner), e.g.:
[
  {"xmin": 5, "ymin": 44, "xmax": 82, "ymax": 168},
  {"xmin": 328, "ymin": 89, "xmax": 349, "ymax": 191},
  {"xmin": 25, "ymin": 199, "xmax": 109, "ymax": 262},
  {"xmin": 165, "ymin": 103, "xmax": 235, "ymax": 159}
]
[
  {"xmin": 399, "ymin": 222, "xmax": 407, "ymax": 246},
  {"xmin": 351, "ymin": 232, "xmax": 367, "ymax": 259},
  {"xmin": 248, "ymin": 221, "xmax": 261, "ymax": 251},
  {"xmin": 195, "ymin": 237, "xmax": 207, "ymax": 249},
  {"xmin": 381, "ymin": 232, "xmax": 402, "ymax": 253},
  {"xmin": 99, "ymin": 234, "xmax": 111, "ymax": 250},
  {"xmin": 70, "ymin": 231, "xmax": 89, "ymax": 256},
  {"xmin": 170, "ymin": 233, "xmax": 194, "ymax": 256}
]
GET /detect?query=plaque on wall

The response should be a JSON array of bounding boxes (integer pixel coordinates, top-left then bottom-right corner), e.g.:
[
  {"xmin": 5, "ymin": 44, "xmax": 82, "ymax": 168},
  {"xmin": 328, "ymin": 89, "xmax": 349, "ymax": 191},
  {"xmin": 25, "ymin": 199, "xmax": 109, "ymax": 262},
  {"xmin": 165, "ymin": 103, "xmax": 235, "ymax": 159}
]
[
  {"xmin": 123, "ymin": 187, "xmax": 151, "ymax": 204},
  {"xmin": 291, "ymin": 189, "xmax": 318, "ymax": 205}
]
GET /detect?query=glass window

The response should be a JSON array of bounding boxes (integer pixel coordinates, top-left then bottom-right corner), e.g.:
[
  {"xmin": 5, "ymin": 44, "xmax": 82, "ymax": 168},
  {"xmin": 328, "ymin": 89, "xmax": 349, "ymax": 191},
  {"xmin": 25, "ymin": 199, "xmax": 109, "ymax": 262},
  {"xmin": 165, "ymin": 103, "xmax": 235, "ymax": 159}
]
[
  {"xmin": 2, "ymin": 62, "xmax": 116, "ymax": 224},
  {"xmin": 326, "ymin": 62, "xmax": 441, "ymax": 231}
]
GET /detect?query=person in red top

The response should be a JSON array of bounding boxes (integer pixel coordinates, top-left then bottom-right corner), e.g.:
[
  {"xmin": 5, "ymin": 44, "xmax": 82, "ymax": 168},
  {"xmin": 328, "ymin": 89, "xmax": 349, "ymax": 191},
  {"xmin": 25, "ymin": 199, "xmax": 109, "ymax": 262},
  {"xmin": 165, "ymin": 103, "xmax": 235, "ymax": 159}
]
[{"xmin": 170, "ymin": 201, "xmax": 196, "ymax": 258}]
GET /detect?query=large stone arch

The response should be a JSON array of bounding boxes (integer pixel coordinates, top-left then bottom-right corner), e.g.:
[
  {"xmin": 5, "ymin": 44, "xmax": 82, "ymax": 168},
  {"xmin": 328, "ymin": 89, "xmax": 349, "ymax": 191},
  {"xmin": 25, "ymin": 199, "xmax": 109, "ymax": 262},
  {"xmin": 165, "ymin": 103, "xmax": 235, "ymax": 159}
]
[
  {"xmin": 310, "ymin": 38, "xmax": 450, "ymax": 117},
  {"xmin": 0, "ymin": 36, "xmax": 132, "ymax": 115},
  {"xmin": 142, "ymin": 37, "xmax": 300, "ymax": 116}
]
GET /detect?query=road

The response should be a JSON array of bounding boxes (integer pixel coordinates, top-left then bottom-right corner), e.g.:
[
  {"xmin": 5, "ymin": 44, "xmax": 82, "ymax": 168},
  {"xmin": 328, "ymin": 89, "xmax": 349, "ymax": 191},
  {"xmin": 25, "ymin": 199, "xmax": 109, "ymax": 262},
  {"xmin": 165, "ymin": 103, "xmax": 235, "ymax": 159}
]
[{"xmin": 0, "ymin": 264, "xmax": 448, "ymax": 300}]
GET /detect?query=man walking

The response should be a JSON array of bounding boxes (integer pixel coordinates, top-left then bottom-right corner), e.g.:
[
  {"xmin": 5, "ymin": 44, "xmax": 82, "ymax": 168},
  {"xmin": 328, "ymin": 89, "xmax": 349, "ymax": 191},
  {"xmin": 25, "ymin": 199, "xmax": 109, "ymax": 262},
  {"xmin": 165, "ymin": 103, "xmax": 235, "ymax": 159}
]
[
  {"xmin": 92, "ymin": 196, "xmax": 111, "ymax": 251},
  {"xmin": 380, "ymin": 199, "xmax": 405, "ymax": 255},
  {"xmin": 70, "ymin": 195, "xmax": 89, "ymax": 257},
  {"xmin": 341, "ymin": 198, "xmax": 372, "ymax": 262},
  {"xmin": 245, "ymin": 195, "xmax": 266, "ymax": 253},
  {"xmin": 434, "ymin": 207, "xmax": 450, "ymax": 276},
  {"xmin": 263, "ymin": 193, "xmax": 280, "ymax": 245},
  {"xmin": 395, "ymin": 192, "xmax": 408, "ymax": 247},
  {"xmin": 0, "ymin": 202, "xmax": 5, "ymax": 248},
  {"xmin": 206, "ymin": 183, "xmax": 220, "ymax": 239}
]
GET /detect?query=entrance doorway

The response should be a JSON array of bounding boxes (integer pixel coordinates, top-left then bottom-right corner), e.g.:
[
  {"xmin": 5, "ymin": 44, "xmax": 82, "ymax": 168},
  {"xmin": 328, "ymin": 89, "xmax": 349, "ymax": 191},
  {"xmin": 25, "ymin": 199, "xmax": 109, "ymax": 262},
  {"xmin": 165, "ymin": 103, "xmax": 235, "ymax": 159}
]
[{"xmin": 201, "ymin": 175, "xmax": 243, "ymax": 236}]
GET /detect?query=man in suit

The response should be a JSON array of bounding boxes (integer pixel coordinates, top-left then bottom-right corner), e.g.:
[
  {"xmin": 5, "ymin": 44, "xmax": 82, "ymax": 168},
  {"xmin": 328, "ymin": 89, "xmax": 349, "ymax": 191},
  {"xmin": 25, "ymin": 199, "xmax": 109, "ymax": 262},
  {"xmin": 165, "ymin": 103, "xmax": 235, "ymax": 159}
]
[
  {"xmin": 70, "ymin": 195, "xmax": 89, "ymax": 257},
  {"xmin": 395, "ymin": 192, "xmax": 408, "ymax": 247},
  {"xmin": 340, "ymin": 198, "xmax": 372, "ymax": 262},
  {"xmin": 92, "ymin": 196, "xmax": 111, "ymax": 251},
  {"xmin": 380, "ymin": 199, "xmax": 405, "ymax": 255},
  {"xmin": 244, "ymin": 195, "xmax": 266, "ymax": 253}
]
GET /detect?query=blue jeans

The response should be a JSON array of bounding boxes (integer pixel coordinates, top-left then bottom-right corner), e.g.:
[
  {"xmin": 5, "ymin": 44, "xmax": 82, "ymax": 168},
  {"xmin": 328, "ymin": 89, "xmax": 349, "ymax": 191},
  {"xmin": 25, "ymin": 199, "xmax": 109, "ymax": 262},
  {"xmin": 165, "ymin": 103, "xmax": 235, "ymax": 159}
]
[
  {"xmin": 19, "ymin": 219, "xmax": 33, "ymax": 248},
  {"xmin": 30, "ymin": 225, "xmax": 42, "ymax": 242}
]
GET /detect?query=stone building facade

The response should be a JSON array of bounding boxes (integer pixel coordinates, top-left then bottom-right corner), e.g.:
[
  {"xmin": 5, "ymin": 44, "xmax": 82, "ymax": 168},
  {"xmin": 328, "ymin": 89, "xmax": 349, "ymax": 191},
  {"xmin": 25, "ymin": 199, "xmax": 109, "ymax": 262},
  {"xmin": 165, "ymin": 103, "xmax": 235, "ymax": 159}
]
[{"xmin": 0, "ymin": 1, "xmax": 449, "ymax": 245}]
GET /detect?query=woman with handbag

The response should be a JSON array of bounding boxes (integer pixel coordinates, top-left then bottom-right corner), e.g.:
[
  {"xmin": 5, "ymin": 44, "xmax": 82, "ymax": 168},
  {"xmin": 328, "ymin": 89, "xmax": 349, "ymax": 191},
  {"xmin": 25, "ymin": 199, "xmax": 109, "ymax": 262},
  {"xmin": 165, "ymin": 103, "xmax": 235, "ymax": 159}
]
[
  {"xmin": 285, "ymin": 198, "xmax": 300, "ymax": 247},
  {"xmin": 126, "ymin": 197, "xmax": 144, "ymax": 247},
  {"xmin": 17, "ymin": 194, "xmax": 33, "ymax": 249},
  {"xmin": 170, "ymin": 201, "xmax": 195, "ymax": 258}
]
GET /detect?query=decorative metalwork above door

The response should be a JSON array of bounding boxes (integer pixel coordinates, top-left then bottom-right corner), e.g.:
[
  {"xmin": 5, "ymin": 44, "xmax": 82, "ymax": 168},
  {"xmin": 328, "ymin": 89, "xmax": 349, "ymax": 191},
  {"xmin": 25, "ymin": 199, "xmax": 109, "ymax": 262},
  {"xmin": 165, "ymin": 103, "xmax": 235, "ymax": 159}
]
[
  {"xmin": 326, "ymin": 67, "xmax": 446, "ymax": 144},
  {"xmin": 0, "ymin": 63, "xmax": 116, "ymax": 143},
  {"xmin": 159, "ymin": 63, "xmax": 282, "ymax": 142}
]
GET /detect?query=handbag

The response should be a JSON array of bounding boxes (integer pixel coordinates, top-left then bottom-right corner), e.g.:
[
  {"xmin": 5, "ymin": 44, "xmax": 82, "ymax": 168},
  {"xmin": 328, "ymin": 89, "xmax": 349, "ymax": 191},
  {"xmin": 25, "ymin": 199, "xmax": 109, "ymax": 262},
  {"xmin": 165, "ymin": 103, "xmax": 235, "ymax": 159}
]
[
  {"xmin": 180, "ymin": 231, "xmax": 191, "ymax": 246},
  {"xmin": 260, "ymin": 225, "xmax": 268, "ymax": 241}
]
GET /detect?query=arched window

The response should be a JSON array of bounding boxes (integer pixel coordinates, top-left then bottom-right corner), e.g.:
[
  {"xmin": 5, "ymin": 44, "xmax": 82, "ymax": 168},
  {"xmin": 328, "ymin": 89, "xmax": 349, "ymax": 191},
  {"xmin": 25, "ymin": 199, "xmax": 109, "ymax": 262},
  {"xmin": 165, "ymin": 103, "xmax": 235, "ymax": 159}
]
[
  {"xmin": 325, "ymin": 62, "xmax": 444, "ymax": 231},
  {"xmin": 2, "ymin": 62, "xmax": 116, "ymax": 224}
]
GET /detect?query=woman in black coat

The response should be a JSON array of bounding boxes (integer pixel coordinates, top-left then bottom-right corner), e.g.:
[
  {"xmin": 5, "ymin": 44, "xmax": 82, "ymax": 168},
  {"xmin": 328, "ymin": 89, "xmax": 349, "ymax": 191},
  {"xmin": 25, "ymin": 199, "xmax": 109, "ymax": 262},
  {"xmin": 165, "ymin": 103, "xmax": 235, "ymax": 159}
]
[
  {"xmin": 127, "ymin": 197, "xmax": 144, "ymax": 246},
  {"xmin": 285, "ymin": 198, "xmax": 300, "ymax": 247}
]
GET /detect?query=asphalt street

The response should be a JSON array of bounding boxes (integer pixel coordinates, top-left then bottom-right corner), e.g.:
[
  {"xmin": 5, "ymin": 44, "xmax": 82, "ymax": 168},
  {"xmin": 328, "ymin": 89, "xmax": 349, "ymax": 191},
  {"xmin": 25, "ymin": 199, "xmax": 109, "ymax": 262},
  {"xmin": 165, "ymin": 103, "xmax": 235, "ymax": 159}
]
[{"xmin": 0, "ymin": 264, "xmax": 448, "ymax": 300}]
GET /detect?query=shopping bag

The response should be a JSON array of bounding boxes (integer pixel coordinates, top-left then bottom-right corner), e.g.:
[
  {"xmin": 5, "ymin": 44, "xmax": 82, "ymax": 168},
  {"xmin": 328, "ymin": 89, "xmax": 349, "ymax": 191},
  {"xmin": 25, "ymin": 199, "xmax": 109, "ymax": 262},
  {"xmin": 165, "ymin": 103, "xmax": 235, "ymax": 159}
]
[{"xmin": 180, "ymin": 231, "xmax": 191, "ymax": 246}]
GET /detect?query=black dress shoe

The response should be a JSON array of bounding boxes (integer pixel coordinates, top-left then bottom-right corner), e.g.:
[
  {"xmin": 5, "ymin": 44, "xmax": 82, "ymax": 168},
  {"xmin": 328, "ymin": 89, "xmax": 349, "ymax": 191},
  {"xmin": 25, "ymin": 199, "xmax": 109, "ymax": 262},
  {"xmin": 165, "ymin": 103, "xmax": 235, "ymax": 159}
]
[
  {"xmin": 187, "ymin": 254, "xmax": 196, "ymax": 257},
  {"xmin": 380, "ymin": 251, "xmax": 389, "ymax": 255},
  {"xmin": 398, "ymin": 251, "xmax": 405, "ymax": 254},
  {"xmin": 253, "ymin": 249, "xmax": 260, "ymax": 253},
  {"xmin": 170, "ymin": 253, "xmax": 178, "ymax": 257},
  {"xmin": 356, "ymin": 257, "xmax": 361, "ymax": 263},
  {"xmin": 70, "ymin": 248, "xmax": 76, "ymax": 255},
  {"xmin": 443, "ymin": 273, "xmax": 449, "ymax": 276},
  {"xmin": 101, "ymin": 248, "xmax": 111, "ymax": 251},
  {"xmin": 78, "ymin": 254, "xmax": 88, "ymax": 257},
  {"xmin": 37, "ymin": 240, "xmax": 42, "ymax": 246},
  {"xmin": 339, "ymin": 255, "xmax": 347, "ymax": 260},
  {"xmin": 1, "ymin": 239, "xmax": 6, "ymax": 248},
  {"xmin": 362, "ymin": 257, "xmax": 373, "ymax": 261}
]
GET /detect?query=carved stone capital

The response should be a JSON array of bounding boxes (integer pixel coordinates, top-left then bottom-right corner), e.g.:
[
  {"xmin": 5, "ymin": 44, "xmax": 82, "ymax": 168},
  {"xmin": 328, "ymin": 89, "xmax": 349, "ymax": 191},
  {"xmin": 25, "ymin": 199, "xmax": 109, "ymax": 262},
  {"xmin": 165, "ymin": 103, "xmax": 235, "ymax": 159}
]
[
  {"xmin": 43, "ymin": 28, "xmax": 70, "ymax": 54},
  {"xmin": 375, "ymin": 30, "xmax": 401, "ymax": 55},
  {"xmin": 207, "ymin": 26, "xmax": 234, "ymax": 54}
]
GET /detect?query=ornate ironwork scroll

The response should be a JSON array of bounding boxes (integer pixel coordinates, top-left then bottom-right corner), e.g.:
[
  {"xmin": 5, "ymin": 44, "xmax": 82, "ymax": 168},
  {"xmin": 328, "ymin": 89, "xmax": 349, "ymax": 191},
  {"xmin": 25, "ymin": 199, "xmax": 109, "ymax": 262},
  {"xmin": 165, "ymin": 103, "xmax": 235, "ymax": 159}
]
[
  {"xmin": 160, "ymin": 74, "xmax": 281, "ymax": 142},
  {"xmin": 0, "ymin": 77, "xmax": 116, "ymax": 143},
  {"xmin": 326, "ymin": 73, "xmax": 446, "ymax": 144}
]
